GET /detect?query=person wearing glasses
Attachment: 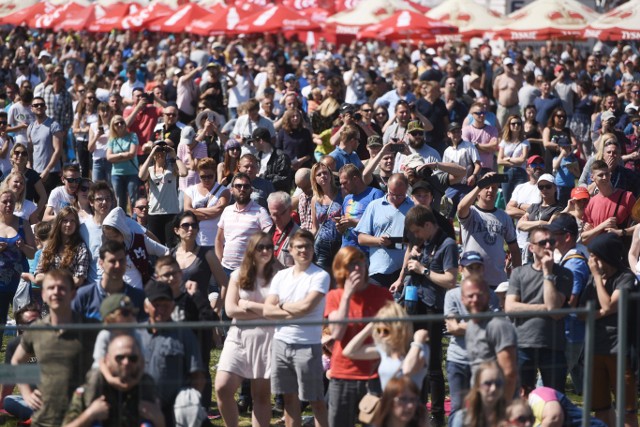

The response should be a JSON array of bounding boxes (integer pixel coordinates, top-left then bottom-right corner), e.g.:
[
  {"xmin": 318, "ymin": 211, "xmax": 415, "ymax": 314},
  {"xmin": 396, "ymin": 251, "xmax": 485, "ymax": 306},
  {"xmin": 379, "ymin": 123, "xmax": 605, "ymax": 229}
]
[
  {"xmin": 42, "ymin": 163, "xmax": 81, "ymax": 222},
  {"xmin": 106, "ymin": 114, "xmax": 140, "ymax": 211},
  {"xmin": 216, "ymin": 172, "xmax": 273, "ymax": 277},
  {"xmin": 26, "ymin": 95, "xmax": 64, "ymax": 194},
  {"xmin": 215, "ymin": 232, "xmax": 281, "ymax": 427},
  {"xmin": 505, "ymin": 225, "xmax": 573, "ymax": 394},
  {"xmin": 542, "ymin": 107, "xmax": 578, "ymax": 175},
  {"xmin": 184, "ymin": 157, "xmax": 231, "ymax": 246},
  {"xmin": 461, "ymin": 102, "xmax": 500, "ymax": 171},
  {"xmin": 64, "ymin": 334, "xmax": 165, "ymax": 427},
  {"xmin": 497, "ymin": 115, "xmax": 530, "ymax": 204},
  {"xmin": 132, "ymin": 197, "xmax": 149, "ymax": 227}
]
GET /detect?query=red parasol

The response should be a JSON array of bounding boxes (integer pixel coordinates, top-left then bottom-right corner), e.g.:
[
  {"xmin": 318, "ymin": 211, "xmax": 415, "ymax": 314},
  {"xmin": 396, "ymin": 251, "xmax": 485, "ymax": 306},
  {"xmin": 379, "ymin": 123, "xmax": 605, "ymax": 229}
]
[
  {"xmin": 28, "ymin": 2, "xmax": 86, "ymax": 29},
  {"xmin": 86, "ymin": 3, "xmax": 143, "ymax": 32},
  {"xmin": 186, "ymin": 3, "xmax": 262, "ymax": 36},
  {"xmin": 146, "ymin": 3, "xmax": 212, "ymax": 33},
  {"xmin": 119, "ymin": 2, "xmax": 174, "ymax": 31},
  {"xmin": 232, "ymin": 5, "xmax": 321, "ymax": 34},
  {"xmin": 0, "ymin": 1, "xmax": 52, "ymax": 26},
  {"xmin": 584, "ymin": 0, "xmax": 640, "ymax": 41},
  {"xmin": 357, "ymin": 10, "xmax": 457, "ymax": 41}
]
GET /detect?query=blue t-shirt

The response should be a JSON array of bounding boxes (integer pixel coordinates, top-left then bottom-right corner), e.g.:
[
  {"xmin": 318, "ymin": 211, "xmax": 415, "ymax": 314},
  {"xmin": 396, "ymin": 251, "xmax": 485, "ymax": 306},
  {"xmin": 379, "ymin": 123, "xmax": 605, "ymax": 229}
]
[
  {"xmin": 554, "ymin": 153, "xmax": 577, "ymax": 188},
  {"xmin": 342, "ymin": 187, "xmax": 384, "ymax": 250},
  {"xmin": 71, "ymin": 281, "xmax": 147, "ymax": 322},
  {"xmin": 107, "ymin": 133, "xmax": 139, "ymax": 176},
  {"xmin": 329, "ymin": 146, "xmax": 363, "ymax": 171}
]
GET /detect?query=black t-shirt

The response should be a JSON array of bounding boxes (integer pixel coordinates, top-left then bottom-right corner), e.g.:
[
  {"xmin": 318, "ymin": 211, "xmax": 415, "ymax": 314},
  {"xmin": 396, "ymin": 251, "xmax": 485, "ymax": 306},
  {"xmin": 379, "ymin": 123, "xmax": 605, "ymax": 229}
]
[{"xmin": 527, "ymin": 202, "xmax": 563, "ymax": 222}]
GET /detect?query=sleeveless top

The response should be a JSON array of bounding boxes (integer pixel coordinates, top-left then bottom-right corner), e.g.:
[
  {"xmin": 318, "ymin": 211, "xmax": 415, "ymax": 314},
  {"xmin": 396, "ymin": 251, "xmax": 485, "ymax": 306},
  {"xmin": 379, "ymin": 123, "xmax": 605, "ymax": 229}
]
[
  {"xmin": 0, "ymin": 218, "xmax": 27, "ymax": 292},
  {"xmin": 315, "ymin": 195, "xmax": 343, "ymax": 242},
  {"xmin": 171, "ymin": 245, "xmax": 212, "ymax": 295}
]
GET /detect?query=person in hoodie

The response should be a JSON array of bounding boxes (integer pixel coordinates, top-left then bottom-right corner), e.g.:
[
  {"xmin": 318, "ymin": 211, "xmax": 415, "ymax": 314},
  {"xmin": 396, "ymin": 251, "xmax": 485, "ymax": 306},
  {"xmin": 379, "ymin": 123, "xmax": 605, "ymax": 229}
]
[{"xmin": 102, "ymin": 207, "xmax": 169, "ymax": 289}]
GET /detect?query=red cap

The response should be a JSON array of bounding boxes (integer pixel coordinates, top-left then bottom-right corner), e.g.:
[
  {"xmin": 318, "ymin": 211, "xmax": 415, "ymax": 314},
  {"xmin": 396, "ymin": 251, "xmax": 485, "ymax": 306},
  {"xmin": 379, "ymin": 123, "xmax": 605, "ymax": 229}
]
[
  {"xmin": 554, "ymin": 64, "xmax": 565, "ymax": 74},
  {"xmin": 570, "ymin": 187, "xmax": 590, "ymax": 200},
  {"xmin": 527, "ymin": 155, "xmax": 544, "ymax": 166}
]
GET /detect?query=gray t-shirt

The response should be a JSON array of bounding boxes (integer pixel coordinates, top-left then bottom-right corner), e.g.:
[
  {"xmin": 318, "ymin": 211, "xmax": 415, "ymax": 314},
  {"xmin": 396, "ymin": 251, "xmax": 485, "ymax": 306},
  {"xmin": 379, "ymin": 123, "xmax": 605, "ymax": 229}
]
[
  {"xmin": 459, "ymin": 206, "xmax": 517, "ymax": 288},
  {"xmin": 507, "ymin": 264, "xmax": 573, "ymax": 350},
  {"xmin": 465, "ymin": 316, "xmax": 518, "ymax": 372},
  {"xmin": 27, "ymin": 117, "xmax": 62, "ymax": 174},
  {"xmin": 444, "ymin": 287, "xmax": 501, "ymax": 365}
]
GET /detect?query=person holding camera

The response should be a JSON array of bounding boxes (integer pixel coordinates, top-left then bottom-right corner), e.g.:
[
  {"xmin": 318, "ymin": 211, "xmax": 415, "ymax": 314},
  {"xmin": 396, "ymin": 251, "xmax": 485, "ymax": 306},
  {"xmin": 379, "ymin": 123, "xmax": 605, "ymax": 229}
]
[
  {"xmin": 123, "ymin": 88, "xmax": 162, "ymax": 165},
  {"xmin": 138, "ymin": 141, "xmax": 186, "ymax": 246},
  {"xmin": 88, "ymin": 102, "xmax": 113, "ymax": 182}
]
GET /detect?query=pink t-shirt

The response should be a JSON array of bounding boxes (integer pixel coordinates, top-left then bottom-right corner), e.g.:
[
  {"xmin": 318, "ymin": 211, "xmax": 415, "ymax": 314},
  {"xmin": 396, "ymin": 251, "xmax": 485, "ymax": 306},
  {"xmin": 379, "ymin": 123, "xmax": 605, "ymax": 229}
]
[
  {"xmin": 461, "ymin": 124, "xmax": 499, "ymax": 170},
  {"xmin": 177, "ymin": 141, "xmax": 207, "ymax": 191},
  {"xmin": 584, "ymin": 189, "xmax": 635, "ymax": 228}
]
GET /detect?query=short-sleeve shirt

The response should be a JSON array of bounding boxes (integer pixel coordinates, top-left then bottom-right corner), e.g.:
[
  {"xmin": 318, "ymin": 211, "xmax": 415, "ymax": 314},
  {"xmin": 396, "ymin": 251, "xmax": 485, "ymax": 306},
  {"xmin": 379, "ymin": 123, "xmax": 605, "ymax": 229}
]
[
  {"xmin": 354, "ymin": 196, "xmax": 414, "ymax": 275},
  {"xmin": 579, "ymin": 268, "xmax": 638, "ymax": 354},
  {"xmin": 458, "ymin": 205, "xmax": 517, "ymax": 288},
  {"xmin": 218, "ymin": 200, "xmax": 273, "ymax": 270},
  {"xmin": 324, "ymin": 285, "xmax": 393, "ymax": 379},
  {"xmin": 28, "ymin": 117, "xmax": 63, "ymax": 174},
  {"xmin": 507, "ymin": 264, "xmax": 573, "ymax": 350},
  {"xmin": 329, "ymin": 146, "xmax": 363, "ymax": 171},
  {"xmin": 184, "ymin": 183, "xmax": 227, "ymax": 246},
  {"xmin": 499, "ymin": 139, "xmax": 530, "ymax": 170},
  {"xmin": 123, "ymin": 105, "xmax": 162, "ymax": 153},
  {"xmin": 147, "ymin": 167, "xmax": 180, "ymax": 215},
  {"xmin": 341, "ymin": 186, "xmax": 384, "ymax": 250},
  {"xmin": 584, "ymin": 189, "xmax": 636, "ymax": 229},
  {"xmin": 138, "ymin": 325, "xmax": 205, "ymax": 407},
  {"xmin": 177, "ymin": 140, "xmax": 207, "ymax": 191},
  {"xmin": 46, "ymin": 186, "xmax": 75, "ymax": 213},
  {"xmin": 8, "ymin": 101, "xmax": 34, "ymax": 145},
  {"xmin": 72, "ymin": 280, "xmax": 147, "ymax": 322},
  {"xmin": 269, "ymin": 263, "xmax": 330, "ymax": 344},
  {"xmin": 107, "ymin": 133, "xmax": 139, "ymax": 176},
  {"xmin": 443, "ymin": 141, "xmax": 481, "ymax": 185},
  {"xmin": 461, "ymin": 124, "xmax": 499, "ymax": 170},
  {"xmin": 465, "ymin": 316, "xmax": 518, "ymax": 373},
  {"xmin": 20, "ymin": 314, "xmax": 96, "ymax": 427}
]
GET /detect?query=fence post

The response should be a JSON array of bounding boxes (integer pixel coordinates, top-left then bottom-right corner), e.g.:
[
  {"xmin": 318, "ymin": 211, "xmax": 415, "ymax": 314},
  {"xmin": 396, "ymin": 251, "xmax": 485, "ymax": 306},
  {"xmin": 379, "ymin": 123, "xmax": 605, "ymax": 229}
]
[
  {"xmin": 582, "ymin": 300, "xmax": 596, "ymax": 427},
  {"xmin": 616, "ymin": 288, "xmax": 629, "ymax": 427}
]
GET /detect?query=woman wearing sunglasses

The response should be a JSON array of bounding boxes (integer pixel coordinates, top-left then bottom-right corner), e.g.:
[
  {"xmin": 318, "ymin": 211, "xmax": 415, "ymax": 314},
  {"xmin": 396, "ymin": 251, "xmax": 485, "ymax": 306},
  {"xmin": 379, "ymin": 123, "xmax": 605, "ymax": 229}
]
[
  {"xmin": 542, "ymin": 107, "xmax": 578, "ymax": 174},
  {"xmin": 76, "ymin": 178, "xmax": 93, "ymax": 220},
  {"xmin": 184, "ymin": 157, "xmax": 230, "ymax": 246},
  {"xmin": 342, "ymin": 301, "xmax": 430, "ymax": 391},
  {"xmin": 0, "ymin": 170, "xmax": 38, "ymax": 224},
  {"xmin": 373, "ymin": 376, "xmax": 428, "ymax": 427},
  {"xmin": 215, "ymin": 231, "xmax": 280, "ymax": 427},
  {"xmin": 449, "ymin": 361, "xmax": 507, "ymax": 427},
  {"xmin": 138, "ymin": 141, "xmax": 186, "ymax": 246},
  {"xmin": 106, "ymin": 115, "xmax": 139, "ymax": 211},
  {"xmin": 9, "ymin": 144, "xmax": 47, "ymax": 220},
  {"xmin": 217, "ymin": 140, "xmax": 241, "ymax": 186}
]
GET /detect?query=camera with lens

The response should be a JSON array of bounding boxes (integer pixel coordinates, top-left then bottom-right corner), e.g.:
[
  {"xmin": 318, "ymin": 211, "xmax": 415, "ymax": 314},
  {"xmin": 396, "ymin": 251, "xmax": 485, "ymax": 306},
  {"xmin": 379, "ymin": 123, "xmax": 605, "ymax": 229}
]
[
  {"xmin": 353, "ymin": 112, "xmax": 362, "ymax": 121},
  {"xmin": 144, "ymin": 91, "xmax": 155, "ymax": 103},
  {"xmin": 153, "ymin": 140, "xmax": 167, "ymax": 152}
]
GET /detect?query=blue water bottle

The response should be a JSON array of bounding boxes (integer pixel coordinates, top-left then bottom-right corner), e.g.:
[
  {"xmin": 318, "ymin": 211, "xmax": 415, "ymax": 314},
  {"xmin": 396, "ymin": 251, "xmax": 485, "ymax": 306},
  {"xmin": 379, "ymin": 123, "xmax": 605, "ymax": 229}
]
[{"xmin": 404, "ymin": 284, "xmax": 419, "ymax": 314}]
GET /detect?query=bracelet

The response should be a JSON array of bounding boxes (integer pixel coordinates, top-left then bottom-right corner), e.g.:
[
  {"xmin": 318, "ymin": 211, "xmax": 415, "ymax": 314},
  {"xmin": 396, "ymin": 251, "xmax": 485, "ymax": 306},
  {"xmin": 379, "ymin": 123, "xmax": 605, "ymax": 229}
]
[{"xmin": 410, "ymin": 342, "xmax": 424, "ymax": 349}]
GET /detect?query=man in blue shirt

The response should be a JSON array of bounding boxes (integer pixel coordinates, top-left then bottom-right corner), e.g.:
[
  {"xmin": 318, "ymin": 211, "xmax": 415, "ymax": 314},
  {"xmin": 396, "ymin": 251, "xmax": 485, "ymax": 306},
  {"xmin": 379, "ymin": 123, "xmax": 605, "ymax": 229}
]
[
  {"xmin": 338, "ymin": 164, "xmax": 384, "ymax": 253},
  {"xmin": 329, "ymin": 124, "xmax": 363, "ymax": 171},
  {"xmin": 355, "ymin": 173, "xmax": 414, "ymax": 288},
  {"xmin": 72, "ymin": 240, "xmax": 146, "ymax": 322}
]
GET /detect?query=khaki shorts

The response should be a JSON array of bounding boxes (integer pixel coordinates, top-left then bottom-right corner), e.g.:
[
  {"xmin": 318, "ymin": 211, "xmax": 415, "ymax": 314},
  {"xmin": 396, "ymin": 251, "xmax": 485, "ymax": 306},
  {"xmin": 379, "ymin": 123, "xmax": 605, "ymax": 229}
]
[{"xmin": 591, "ymin": 354, "xmax": 637, "ymax": 413}]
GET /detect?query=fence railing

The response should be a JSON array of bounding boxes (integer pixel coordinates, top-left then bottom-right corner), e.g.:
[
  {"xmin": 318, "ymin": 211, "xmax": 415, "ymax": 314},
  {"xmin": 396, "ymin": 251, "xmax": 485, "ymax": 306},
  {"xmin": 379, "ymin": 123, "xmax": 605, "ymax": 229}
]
[{"xmin": 3, "ymin": 297, "xmax": 638, "ymax": 426}]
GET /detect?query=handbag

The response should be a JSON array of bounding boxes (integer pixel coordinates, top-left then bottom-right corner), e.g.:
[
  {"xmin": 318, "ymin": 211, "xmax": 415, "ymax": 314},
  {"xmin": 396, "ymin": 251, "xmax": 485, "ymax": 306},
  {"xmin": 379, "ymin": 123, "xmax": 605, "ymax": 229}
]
[{"xmin": 358, "ymin": 392, "xmax": 381, "ymax": 424}]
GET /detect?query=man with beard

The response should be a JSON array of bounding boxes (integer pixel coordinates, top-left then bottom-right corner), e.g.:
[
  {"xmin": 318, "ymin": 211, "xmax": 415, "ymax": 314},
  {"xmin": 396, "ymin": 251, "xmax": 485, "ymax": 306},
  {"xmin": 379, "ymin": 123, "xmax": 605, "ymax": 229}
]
[
  {"xmin": 216, "ymin": 172, "xmax": 273, "ymax": 277},
  {"xmin": 394, "ymin": 120, "xmax": 441, "ymax": 171},
  {"xmin": 62, "ymin": 335, "xmax": 165, "ymax": 427}
]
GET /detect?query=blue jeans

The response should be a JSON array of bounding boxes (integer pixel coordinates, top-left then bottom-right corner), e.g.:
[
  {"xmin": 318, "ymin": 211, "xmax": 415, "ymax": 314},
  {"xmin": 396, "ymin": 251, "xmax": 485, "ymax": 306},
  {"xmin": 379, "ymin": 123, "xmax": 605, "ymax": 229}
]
[
  {"xmin": 502, "ymin": 167, "xmax": 528, "ymax": 205},
  {"xmin": 111, "ymin": 174, "xmax": 139, "ymax": 212},
  {"xmin": 92, "ymin": 158, "xmax": 111, "ymax": 183},
  {"xmin": 518, "ymin": 347, "xmax": 567, "ymax": 394},
  {"xmin": 314, "ymin": 237, "xmax": 341, "ymax": 273},
  {"xmin": 446, "ymin": 361, "xmax": 472, "ymax": 422},
  {"xmin": 3, "ymin": 395, "xmax": 33, "ymax": 420}
]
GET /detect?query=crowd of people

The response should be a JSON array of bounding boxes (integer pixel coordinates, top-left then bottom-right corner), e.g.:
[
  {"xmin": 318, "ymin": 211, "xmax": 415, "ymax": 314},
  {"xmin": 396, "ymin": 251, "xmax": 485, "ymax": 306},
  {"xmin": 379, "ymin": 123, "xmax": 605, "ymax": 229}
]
[{"xmin": 0, "ymin": 24, "xmax": 639, "ymax": 427}]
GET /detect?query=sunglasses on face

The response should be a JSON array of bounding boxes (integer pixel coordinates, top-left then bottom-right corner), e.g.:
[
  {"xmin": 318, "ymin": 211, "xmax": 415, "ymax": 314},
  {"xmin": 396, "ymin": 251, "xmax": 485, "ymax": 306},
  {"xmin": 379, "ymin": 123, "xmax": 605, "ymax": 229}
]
[
  {"xmin": 555, "ymin": 115, "xmax": 566, "ymax": 119},
  {"xmin": 361, "ymin": 108, "xmax": 373, "ymax": 113},
  {"xmin": 533, "ymin": 238, "xmax": 556, "ymax": 247},
  {"xmin": 375, "ymin": 326, "xmax": 390, "ymax": 336},
  {"xmin": 31, "ymin": 103, "xmax": 46, "ymax": 108},
  {"xmin": 234, "ymin": 183, "xmax": 252, "ymax": 190},
  {"xmin": 114, "ymin": 354, "xmax": 139, "ymax": 363},
  {"xmin": 256, "ymin": 243, "xmax": 274, "ymax": 252},
  {"xmin": 510, "ymin": 122, "xmax": 522, "ymax": 126},
  {"xmin": 538, "ymin": 184, "xmax": 553, "ymax": 190},
  {"xmin": 472, "ymin": 111, "xmax": 486, "ymax": 116},
  {"xmin": 65, "ymin": 177, "xmax": 82, "ymax": 184},
  {"xmin": 14, "ymin": 150, "xmax": 27, "ymax": 157},
  {"xmin": 529, "ymin": 162, "xmax": 544, "ymax": 169},
  {"xmin": 135, "ymin": 205, "xmax": 149, "ymax": 210},
  {"xmin": 179, "ymin": 222, "xmax": 198, "ymax": 230},
  {"xmin": 199, "ymin": 174, "xmax": 214, "ymax": 180}
]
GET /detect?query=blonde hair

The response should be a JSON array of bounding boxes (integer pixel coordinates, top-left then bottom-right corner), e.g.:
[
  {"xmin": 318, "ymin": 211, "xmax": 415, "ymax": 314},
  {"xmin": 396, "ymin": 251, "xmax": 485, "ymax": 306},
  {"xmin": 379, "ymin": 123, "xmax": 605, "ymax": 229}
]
[
  {"xmin": 109, "ymin": 115, "xmax": 127, "ymax": 139},
  {"xmin": 0, "ymin": 170, "xmax": 27, "ymax": 211},
  {"xmin": 372, "ymin": 301, "xmax": 413, "ymax": 357},
  {"xmin": 595, "ymin": 132, "xmax": 618, "ymax": 161}
]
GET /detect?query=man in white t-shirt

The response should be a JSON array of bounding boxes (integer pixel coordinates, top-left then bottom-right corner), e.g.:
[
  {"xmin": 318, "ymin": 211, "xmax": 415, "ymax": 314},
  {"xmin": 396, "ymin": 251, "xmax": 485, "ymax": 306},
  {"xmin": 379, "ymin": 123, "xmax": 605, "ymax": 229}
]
[
  {"xmin": 264, "ymin": 229, "xmax": 330, "ymax": 427},
  {"xmin": 505, "ymin": 155, "xmax": 543, "ymax": 256},
  {"xmin": 43, "ymin": 163, "xmax": 80, "ymax": 221}
]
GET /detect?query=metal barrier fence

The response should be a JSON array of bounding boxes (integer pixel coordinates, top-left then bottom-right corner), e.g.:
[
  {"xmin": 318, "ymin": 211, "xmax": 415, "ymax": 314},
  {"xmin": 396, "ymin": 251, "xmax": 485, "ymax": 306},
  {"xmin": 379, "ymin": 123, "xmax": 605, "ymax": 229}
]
[{"xmin": 2, "ymin": 298, "xmax": 638, "ymax": 426}]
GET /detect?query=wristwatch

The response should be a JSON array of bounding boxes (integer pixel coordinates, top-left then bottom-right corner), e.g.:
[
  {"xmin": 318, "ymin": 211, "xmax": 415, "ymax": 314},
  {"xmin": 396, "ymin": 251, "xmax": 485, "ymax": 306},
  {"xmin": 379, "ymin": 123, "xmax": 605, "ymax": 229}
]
[
  {"xmin": 543, "ymin": 274, "xmax": 557, "ymax": 283},
  {"xmin": 423, "ymin": 267, "xmax": 431, "ymax": 278}
]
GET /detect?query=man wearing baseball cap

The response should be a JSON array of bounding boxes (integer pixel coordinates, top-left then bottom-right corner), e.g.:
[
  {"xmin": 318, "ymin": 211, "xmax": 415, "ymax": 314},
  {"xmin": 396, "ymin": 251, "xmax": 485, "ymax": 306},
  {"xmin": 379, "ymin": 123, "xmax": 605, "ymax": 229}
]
[
  {"xmin": 507, "ymin": 155, "xmax": 544, "ymax": 253},
  {"xmin": 517, "ymin": 173, "xmax": 563, "ymax": 263}
]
